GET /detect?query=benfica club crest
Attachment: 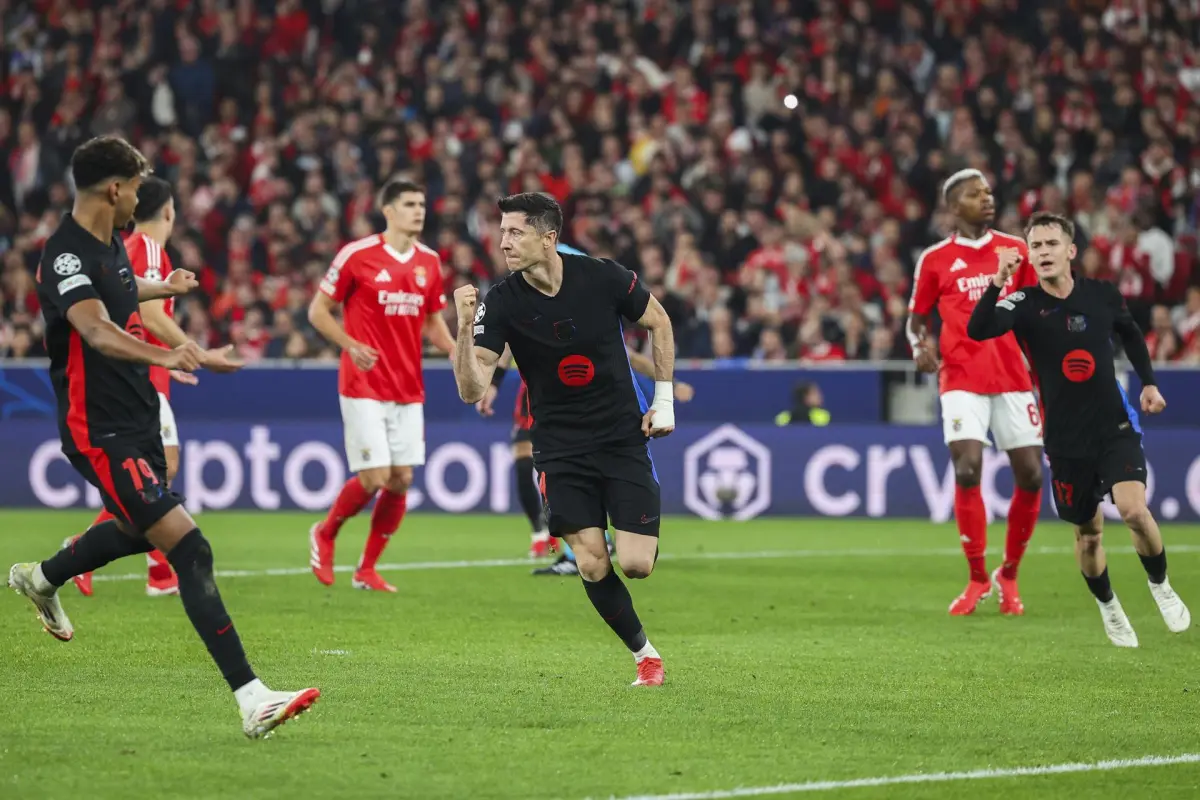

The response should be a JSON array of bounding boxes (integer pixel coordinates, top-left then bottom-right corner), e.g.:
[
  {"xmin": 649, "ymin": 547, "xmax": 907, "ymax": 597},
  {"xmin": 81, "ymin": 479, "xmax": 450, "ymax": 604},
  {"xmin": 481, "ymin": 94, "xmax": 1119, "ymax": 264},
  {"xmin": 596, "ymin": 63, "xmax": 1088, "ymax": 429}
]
[{"xmin": 414, "ymin": 265, "xmax": 427, "ymax": 288}]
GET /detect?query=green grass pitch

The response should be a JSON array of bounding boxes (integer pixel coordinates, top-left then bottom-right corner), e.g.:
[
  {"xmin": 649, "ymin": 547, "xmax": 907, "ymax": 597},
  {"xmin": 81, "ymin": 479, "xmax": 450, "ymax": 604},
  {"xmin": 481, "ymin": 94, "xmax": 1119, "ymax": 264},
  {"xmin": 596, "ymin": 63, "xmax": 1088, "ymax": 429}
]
[{"xmin": 2, "ymin": 510, "xmax": 1200, "ymax": 799}]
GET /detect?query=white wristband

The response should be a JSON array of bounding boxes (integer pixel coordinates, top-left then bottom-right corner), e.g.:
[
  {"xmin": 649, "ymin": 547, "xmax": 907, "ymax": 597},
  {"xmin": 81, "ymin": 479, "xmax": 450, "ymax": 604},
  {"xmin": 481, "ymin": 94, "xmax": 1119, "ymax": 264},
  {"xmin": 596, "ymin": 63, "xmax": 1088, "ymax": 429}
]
[{"xmin": 649, "ymin": 380, "xmax": 675, "ymax": 429}]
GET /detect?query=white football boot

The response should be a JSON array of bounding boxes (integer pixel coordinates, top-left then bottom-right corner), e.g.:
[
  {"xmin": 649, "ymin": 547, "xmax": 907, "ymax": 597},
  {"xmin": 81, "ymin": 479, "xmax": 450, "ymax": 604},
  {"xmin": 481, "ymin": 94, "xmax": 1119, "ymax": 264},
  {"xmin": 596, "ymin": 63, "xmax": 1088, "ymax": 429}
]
[
  {"xmin": 1148, "ymin": 578, "xmax": 1191, "ymax": 633},
  {"xmin": 8, "ymin": 562, "xmax": 74, "ymax": 642},
  {"xmin": 1096, "ymin": 595, "xmax": 1139, "ymax": 648},
  {"xmin": 241, "ymin": 687, "xmax": 321, "ymax": 739}
]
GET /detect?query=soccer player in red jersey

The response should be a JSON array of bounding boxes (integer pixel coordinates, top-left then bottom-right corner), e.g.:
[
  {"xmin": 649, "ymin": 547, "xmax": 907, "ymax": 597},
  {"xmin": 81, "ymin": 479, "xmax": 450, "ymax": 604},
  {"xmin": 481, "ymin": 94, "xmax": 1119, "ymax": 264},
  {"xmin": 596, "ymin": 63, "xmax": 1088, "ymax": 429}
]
[
  {"xmin": 907, "ymin": 169, "xmax": 1045, "ymax": 616},
  {"xmin": 68, "ymin": 176, "xmax": 223, "ymax": 598},
  {"xmin": 307, "ymin": 179, "xmax": 454, "ymax": 592}
]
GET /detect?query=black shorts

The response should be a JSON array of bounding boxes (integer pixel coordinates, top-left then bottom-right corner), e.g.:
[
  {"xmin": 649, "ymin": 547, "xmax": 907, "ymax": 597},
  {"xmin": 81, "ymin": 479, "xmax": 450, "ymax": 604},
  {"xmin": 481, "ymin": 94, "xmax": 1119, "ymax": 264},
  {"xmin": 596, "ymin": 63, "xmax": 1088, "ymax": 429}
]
[
  {"xmin": 537, "ymin": 444, "xmax": 661, "ymax": 537},
  {"xmin": 67, "ymin": 437, "xmax": 183, "ymax": 534},
  {"xmin": 1048, "ymin": 434, "xmax": 1147, "ymax": 525}
]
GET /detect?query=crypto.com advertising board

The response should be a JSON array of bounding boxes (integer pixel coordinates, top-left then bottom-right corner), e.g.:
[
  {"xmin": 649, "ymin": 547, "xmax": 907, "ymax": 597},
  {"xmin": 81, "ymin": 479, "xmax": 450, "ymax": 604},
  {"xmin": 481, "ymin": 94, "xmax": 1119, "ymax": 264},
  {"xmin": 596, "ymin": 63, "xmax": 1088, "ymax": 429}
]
[{"xmin": 6, "ymin": 422, "xmax": 1200, "ymax": 522}]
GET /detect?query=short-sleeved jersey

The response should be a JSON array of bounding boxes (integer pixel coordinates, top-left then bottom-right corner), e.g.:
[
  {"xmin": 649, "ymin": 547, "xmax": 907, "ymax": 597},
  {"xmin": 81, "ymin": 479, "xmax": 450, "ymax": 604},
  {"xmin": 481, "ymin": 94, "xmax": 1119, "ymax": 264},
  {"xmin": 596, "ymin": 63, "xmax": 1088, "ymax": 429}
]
[
  {"xmin": 124, "ymin": 231, "xmax": 174, "ymax": 398},
  {"xmin": 909, "ymin": 230, "xmax": 1037, "ymax": 395},
  {"xmin": 320, "ymin": 235, "xmax": 447, "ymax": 404},
  {"xmin": 36, "ymin": 214, "xmax": 160, "ymax": 454},
  {"xmin": 474, "ymin": 253, "xmax": 652, "ymax": 460},
  {"xmin": 968, "ymin": 277, "xmax": 1150, "ymax": 458}
]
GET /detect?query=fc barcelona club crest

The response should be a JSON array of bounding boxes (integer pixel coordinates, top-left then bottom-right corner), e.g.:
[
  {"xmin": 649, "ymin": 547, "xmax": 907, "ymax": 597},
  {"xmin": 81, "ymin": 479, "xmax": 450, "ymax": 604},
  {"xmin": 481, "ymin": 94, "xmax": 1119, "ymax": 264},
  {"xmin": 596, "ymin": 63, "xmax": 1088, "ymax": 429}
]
[
  {"xmin": 1067, "ymin": 314, "xmax": 1087, "ymax": 332},
  {"xmin": 414, "ymin": 265, "xmax": 427, "ymax": 288}
]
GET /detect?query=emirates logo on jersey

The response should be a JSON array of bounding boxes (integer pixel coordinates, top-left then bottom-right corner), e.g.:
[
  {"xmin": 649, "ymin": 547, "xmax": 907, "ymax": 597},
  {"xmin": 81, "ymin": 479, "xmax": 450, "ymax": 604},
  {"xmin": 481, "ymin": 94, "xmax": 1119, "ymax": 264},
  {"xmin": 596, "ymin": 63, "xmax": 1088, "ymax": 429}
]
[
  {"xmin": 377, "ymin": 290, "xmax": 424, "ymax": 317},
  {"xmin": 956, "ymin": 274, "xmax": 1013, "ymax": 301}
]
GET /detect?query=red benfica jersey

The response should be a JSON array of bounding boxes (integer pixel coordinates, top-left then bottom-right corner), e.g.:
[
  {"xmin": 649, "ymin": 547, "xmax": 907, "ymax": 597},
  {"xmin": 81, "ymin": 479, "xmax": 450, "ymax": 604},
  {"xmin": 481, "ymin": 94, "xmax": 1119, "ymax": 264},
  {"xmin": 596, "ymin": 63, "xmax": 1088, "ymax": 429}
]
[
  {"xmin": 909, "ymin": 230, "xmax": 1037, "ymax": 395},
  {"xmin": 320, "ymin": 235, "xmax": 447, "ymax": 403},
  {"xmin": 123, "ymin": 231, "xmax": 174, "ymax": 398}
]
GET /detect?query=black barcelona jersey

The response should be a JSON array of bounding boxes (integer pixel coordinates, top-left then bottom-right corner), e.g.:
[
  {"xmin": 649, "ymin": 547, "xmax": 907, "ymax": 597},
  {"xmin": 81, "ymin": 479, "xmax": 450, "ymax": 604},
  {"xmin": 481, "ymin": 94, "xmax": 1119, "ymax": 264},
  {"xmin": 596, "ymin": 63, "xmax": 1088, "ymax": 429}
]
[
  {"xmin": 37, "ymin": 214, "xmax": 159, "ymax": 454},
  {"xmin": 474, "ymin": 254, "xmax": 652, "ymax": 460},
  {"xmin": 967, "ymin": 276, "xmax": 1155, "ymax": 458}
]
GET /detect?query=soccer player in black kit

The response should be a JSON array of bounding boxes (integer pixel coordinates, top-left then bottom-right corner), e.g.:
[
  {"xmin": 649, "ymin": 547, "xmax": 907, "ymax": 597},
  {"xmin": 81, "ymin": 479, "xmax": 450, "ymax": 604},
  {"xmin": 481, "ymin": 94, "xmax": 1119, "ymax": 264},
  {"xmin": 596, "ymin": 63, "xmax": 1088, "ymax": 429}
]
[
  {"xmin": 452, "ymin": 193, "xmax": 676, "ymax": 686},
  {"xmin": 967, "ymin": 211, "xmax": 1190, "ymax": 648},
  {"xmin": 6, "ymin": 136, "xmax": 319, "ymax": 736}
]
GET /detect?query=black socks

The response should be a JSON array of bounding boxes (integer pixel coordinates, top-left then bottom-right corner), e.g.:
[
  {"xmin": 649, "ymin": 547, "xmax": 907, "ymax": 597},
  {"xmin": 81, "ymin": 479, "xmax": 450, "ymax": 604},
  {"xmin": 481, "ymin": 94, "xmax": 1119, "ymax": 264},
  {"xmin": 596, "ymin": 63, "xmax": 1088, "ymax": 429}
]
[
  {"xmin": 168, "ymin": 529, "xmax": 256, "ymax": 691},
  {"xmin": 1139, "ymin": 548, "xmax": 1168, "ymax": 585},
  {"xmin": 582, "ymin": 568, "xmax": 648, "ymax": 653},
  {"xmin": 515, "ymin": 457, "xmax": 543, "ymax": 531},
  {"xmin": 41, "ymin": 520, "xmax": 153, "ymax": 587},
  {"xmin": 1083, "ymin": 568, "xmax": 1115, "ymax": 603}
]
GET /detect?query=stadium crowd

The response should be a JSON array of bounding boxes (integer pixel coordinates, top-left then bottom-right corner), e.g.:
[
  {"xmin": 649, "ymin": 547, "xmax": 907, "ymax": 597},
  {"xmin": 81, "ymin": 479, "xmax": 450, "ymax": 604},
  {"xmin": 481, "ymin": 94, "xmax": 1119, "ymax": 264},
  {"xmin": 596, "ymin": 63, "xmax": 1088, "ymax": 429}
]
[{"xmin": 0, "ymin": 0, "xmax": 1197, "ymax": 365}]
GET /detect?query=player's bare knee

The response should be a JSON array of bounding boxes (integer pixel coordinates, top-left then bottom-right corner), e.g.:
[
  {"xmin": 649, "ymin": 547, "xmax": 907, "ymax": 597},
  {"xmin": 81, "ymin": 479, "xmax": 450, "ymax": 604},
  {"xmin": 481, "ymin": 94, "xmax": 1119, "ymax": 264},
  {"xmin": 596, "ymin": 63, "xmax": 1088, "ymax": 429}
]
[
  {"xmin": 1075, "ymin": 529, "xmax": 1103, "ymax": 556},
  {"xmin": 358, "ymin": 470, "xmax": 387, "ymax": 494},
  {"xmin": 387, "ymin": 466, "xmax": 413, "ymax": 494},
  {"xmin": 618, "ymin": 555, "xmax": 654, "ymax": 580},
  {"xmin": 953, "ymin": 459, "xmax": 982, "ymax": 487},
  {"xmin": 1013, "ymin": 463, "xmax": 1043, "ymax": 492},
  {"xmin": 576, "ymin": 553, "xmax": 613, "ymax": 582},
  {"xmin": 1119, "ymin": 502, "xmax": 1151, "ymax": 532}
]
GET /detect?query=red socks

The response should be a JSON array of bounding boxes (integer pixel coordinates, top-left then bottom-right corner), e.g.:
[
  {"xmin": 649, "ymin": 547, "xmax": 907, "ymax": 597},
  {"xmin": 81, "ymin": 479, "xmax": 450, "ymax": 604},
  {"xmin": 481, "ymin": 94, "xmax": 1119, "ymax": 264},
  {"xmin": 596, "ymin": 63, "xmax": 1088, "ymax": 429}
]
[
  {"xmin": 147, "ymin": 548, "xmax": 173, "ymax": 581},
  {"xmin": 954, "ymin": 485, "xmax": 989, "ymax": 583},
  {"xmin": 1002, "ymin": 486, "xmax": 1041, "ymax": 579},
  {"xmin": 359, "ymin": 490, "xmax": 407, "ymax": 572},
  {"xmin": 322, "ymin": 477, "xmax": 374, "ymax": 539}
]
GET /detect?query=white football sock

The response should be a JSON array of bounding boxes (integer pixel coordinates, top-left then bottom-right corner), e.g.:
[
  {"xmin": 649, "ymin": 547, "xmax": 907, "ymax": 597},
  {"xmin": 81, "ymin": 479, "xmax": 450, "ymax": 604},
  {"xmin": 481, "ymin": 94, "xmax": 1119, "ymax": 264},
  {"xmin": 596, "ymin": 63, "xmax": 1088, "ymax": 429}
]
[
  {"xmin": 633, "ymin": 640, "xmax": 659, "ymax": 662},
  {"xmin": 234, "ymin": 679, "xmax": 270, "ymax": 713},
  {"xmin": 32, "ymin": 564, "xmax": 55, "ymax": 595}
]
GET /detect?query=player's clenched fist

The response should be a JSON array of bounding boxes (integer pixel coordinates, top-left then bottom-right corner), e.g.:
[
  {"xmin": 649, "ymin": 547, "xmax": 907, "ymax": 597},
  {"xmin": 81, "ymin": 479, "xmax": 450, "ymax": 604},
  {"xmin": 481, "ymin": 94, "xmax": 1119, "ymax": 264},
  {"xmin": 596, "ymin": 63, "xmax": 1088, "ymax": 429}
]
[
  {"xmin": 454, "ymin": 285, "xmax": 479, "ymax": 329},
  {"xmin": 166, "ymin": 268, "xmax": 199, "ymax": 295},
  {"xmin": 993, "ymin": 247, "xmax": 1023, "ymax": 288},
  {"xmin": 1141, "ymin": 385, "xmax": 1167, "ymax": 414}
]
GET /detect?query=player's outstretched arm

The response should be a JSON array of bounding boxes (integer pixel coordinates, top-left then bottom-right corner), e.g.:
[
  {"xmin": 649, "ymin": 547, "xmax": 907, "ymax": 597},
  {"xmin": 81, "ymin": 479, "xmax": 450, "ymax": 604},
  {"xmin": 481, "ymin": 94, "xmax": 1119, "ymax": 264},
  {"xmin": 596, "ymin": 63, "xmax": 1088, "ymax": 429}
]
[
  {"xmin": 66, "ymin": 299, "xmax": 202, "ymax": 370},
  {"xmin": 308, "ymin": 291, "xmax": 378, "ymax": 371},
  {"xmin": 140, "ymin": 300, "xmax": 243, "ymax": 373},
  {"xmin": 136, "ymin": 269, "xmax": 197, "ymax": 301}
]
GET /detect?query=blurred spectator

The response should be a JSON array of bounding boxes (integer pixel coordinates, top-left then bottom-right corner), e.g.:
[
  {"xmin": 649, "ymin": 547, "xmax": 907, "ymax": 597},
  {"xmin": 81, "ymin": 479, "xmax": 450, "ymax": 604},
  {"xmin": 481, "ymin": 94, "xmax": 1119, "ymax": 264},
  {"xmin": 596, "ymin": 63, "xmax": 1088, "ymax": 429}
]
[
  {"xmin": 1, "ymin": 0, "xmax": 1197, "ymax": 366},
  {"xmin": 775, "ymin": 382, "xmax": 830, "ymax": 427}
]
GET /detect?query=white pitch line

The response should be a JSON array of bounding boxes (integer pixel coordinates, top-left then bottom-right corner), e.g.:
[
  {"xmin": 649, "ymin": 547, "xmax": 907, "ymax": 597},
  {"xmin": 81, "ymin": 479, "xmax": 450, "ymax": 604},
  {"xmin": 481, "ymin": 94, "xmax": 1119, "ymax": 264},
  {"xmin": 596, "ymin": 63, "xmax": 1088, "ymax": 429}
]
[
  {"xmin": 599, "ymin": 752, "xmax": 1200, "ymax": 800},
  {"xmin": 86, "ymin": 543, "xmax": 1200, "ymax": 584}
]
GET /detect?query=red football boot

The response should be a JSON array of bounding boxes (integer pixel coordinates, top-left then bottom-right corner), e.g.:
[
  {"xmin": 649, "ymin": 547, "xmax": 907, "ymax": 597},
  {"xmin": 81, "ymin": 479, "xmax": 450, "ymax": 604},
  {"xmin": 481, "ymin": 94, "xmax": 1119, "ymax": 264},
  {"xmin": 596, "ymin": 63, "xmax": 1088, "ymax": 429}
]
[{"xmin": 948, "ymin": 579, "xmax": 992, "ymax": 616}]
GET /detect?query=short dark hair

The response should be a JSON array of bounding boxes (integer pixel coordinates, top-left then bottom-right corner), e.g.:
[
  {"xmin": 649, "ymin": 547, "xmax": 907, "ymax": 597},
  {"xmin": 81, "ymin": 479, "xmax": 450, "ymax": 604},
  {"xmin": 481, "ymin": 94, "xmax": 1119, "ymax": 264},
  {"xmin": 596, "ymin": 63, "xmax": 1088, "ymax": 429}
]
[
  {"xmin": 497, "ymin": 192, "xmax": 563, "ymax": 236},
  {"xmin": 71, "ymin": 136, "xmax": 148, "ymax": 191},
  {"xmin": 1023, "ymin": 211, "xmax": 1075, "ymax": 240},
  {"xmin": 941, "ymin": 168, "xmax": 987, "ymax": 205},
  {"xmin": 377, "ymin": 178, "xmax": 424, "ymax": 208},
  {"xmin": 133, "ymin": 175, "xmax": 174, "ymax": 222}
]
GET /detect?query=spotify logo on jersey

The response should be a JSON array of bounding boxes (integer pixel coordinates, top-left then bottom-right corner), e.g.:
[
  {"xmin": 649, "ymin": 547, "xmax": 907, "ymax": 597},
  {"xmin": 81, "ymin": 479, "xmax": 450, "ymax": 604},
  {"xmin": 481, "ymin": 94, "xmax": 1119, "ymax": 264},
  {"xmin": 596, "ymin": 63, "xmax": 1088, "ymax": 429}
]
[
  {"xmin": 1061, "ymin": 349, "xmax": 1096, "ymax": 382},
  {"xmin": 558, "ymin": 354, "xmax": 595, "ymax": 387}
]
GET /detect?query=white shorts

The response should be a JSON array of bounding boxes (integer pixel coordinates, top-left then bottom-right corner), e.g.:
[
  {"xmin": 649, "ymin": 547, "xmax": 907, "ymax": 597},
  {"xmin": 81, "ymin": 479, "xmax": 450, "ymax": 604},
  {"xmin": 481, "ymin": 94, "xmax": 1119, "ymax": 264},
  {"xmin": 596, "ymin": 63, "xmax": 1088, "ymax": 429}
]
[
  {"xmin": 158, "ymin": 393, "xmax": 179, "ymax": 448},
  {"xmin": 940, "ymin": 390, "xmax": 1043, "ymax": 451},
  {"xmin": 339, "ymin": 396, "xmax": 425, "ymax": 472}
]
